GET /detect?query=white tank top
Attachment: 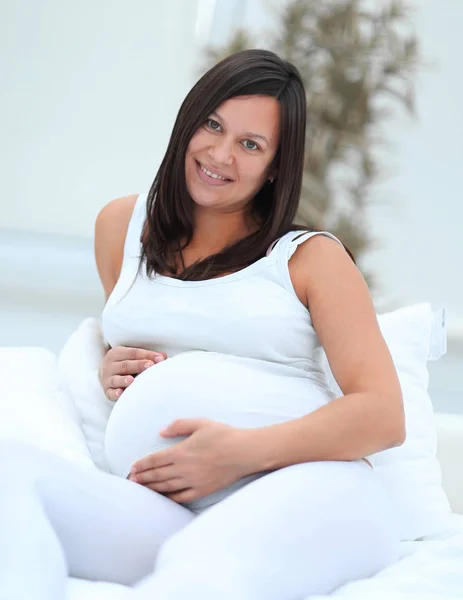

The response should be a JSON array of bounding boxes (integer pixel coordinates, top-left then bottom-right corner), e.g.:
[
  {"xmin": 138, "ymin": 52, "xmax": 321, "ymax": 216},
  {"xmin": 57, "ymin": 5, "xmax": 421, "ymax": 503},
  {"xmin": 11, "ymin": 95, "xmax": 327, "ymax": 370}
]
[{"xmin": 102, "ymin": 193, "xmax": 345, "ymax": 510}]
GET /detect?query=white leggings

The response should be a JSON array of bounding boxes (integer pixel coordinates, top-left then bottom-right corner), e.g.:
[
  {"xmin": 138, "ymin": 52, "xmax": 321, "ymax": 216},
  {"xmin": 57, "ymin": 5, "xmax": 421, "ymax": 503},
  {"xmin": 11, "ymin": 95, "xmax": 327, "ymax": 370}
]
[{"xmin": 0, "ymin": 440, "xmax": 400, "ymax": 600}]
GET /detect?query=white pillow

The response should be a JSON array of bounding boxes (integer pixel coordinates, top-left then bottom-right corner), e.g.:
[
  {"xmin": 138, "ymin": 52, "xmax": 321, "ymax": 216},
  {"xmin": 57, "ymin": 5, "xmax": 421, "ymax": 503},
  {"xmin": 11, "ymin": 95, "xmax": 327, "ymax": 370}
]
[
  {"xmin": 0, "ymin": 346, "xmax": 94, "ymax": 468},
  {"xmin": 58, "ymin": 318, "xmax": 114, "ymax": 471},
  {"xmin": 323, "ymin": 303, "xmax": 452, "ymax": 541},
  {"xmin": 434, "ymin": 412, "xmax": 463, "ymax": 516}
]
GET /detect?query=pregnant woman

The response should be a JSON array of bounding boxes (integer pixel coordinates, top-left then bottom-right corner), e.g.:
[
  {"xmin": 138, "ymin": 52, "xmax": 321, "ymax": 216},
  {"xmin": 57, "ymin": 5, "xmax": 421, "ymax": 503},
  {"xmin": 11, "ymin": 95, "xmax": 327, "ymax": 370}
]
[{"xmin": 0, "ymin": 49, "xmax": 404, "ymax": 600}]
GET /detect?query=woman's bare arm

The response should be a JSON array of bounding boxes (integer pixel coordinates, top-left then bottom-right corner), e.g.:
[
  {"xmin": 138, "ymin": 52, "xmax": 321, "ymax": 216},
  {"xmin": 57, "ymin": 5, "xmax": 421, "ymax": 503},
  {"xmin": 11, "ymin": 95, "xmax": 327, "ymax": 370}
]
[
  {"xmin": 245, "ymin": 235, "xmax": 405, "ymax": 471},
  {"xmin": 94, "ymin": 194, "xmax": 138, "ymax": 301}
]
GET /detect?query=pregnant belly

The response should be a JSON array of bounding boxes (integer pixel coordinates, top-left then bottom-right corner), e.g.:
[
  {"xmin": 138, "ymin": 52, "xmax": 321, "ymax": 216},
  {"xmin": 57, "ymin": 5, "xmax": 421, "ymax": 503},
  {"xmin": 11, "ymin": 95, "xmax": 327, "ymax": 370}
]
[{"xmin": 105, "ymin": 351, "xmax": 334, "ymax": 480}]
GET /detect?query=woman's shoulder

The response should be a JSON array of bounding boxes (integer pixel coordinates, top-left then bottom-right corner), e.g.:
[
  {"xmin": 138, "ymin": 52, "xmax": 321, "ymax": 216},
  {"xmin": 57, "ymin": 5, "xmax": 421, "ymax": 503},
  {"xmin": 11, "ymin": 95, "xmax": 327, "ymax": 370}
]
[
  {"xmin": 289, "ymin": 230, "xmax": 352, "ymax": 273},
  {"xmin": 287, "ymin": 231, "xmax": 354, "ymax": 307},
  {"xmin": 95, "ymin": 194, "xmax": 139, "ymax": 228},
  {"xmin": 94, "ymin": 194, "xmax": 140, "ymax": 300}
]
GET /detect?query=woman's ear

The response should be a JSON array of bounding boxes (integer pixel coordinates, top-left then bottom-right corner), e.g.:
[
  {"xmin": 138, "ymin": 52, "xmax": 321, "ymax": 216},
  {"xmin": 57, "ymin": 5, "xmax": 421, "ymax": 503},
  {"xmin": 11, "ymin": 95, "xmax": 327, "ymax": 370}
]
[{"xmin": 267, "ymin": 169, "xmax": 277, "ymax": 183}]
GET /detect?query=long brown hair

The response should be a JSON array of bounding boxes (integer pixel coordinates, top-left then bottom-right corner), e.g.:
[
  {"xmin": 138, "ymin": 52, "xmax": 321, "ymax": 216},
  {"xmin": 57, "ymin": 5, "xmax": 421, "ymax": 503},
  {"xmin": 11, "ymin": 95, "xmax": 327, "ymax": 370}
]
[{"xmin": 140, "ymin": 49, "xmax": 314, "ymax": 281}]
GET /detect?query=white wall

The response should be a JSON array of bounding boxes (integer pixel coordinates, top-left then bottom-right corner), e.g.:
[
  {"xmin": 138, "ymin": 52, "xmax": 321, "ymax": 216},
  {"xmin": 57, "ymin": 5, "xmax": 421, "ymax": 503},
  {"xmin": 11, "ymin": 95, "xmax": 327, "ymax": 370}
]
[
  {"xmin": 363, "ymin": 0, "xmax": 463, "ymax": 325},
  {"xmin": 0, "ymin": 0, "xmax": 198, "ymax": 237}
]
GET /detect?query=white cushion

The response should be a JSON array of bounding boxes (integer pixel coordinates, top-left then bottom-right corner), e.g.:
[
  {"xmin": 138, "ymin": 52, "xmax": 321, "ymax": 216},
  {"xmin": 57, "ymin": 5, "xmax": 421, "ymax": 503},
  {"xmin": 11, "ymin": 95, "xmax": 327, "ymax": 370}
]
[
  {"xmin": 434, "ymin": 412, "xmax": 463, "ymax": 516},
  {"xmin": 0, "ymin": 346, "xmax": 94, "ymax": 468},
  {"xmin": 57, "ymin": 318, "xmax": 114, "ymax": 471},
  {"xmin": 324, "ymin": 303, "xmax": 452, "ymax": 541}
]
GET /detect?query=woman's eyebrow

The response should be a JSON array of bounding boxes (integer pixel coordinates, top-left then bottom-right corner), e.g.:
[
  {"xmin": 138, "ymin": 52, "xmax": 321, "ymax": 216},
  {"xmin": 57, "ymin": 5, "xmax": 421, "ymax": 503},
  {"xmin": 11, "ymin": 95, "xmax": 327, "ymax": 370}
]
[{"xmin": 211, "ymin": 111, "xmax": 269, "ymax": 145}]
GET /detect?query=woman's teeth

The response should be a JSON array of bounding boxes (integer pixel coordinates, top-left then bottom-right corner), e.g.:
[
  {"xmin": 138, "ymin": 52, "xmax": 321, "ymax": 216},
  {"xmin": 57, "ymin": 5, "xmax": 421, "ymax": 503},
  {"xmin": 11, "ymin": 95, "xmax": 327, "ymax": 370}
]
[{"xmin": 200, "ymin": 164, "xmax": 229, "ymax": 181}]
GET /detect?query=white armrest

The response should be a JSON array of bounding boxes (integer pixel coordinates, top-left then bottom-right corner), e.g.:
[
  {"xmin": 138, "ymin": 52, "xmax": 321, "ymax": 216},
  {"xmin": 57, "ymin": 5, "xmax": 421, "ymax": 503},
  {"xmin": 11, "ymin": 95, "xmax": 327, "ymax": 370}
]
[{"xmin": 434, "ymin": 412, "xmax": 463, "ymax": 514}]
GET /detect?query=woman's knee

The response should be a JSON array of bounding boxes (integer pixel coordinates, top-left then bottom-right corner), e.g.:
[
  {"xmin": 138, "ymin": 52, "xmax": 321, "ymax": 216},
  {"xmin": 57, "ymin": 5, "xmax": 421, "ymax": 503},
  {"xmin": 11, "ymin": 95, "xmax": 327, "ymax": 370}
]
[{"xmin": 150, "ymin": 461, "xmax": 400, "ymax": 598}]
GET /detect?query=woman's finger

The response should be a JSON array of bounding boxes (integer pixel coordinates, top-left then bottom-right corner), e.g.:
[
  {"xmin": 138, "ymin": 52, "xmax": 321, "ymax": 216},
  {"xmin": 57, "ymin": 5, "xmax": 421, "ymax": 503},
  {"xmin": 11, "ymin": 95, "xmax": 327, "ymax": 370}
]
[
  {"xmin": 113, "ymin": 358, "xmax": 160, "ymax": 377},
  {"xmin": 102, "ymin": 357, "xmax": 163, "ymax": 388},
  {"xmin": 165, "ymin": 489, "xmax": 198, "ymax": 504},
  {"xmin": 145, "ymin": 479, "xmax": 187, "ymax": 494},
  {"xmin": 131, "ymin": 447, "xmax": 175, "ymax": 473},
  {"xmin": 110, "ymin": 346, "xmax": 165, "ymax": 363},
  {"xmin": 100, "ymin": 347, "xmax": 168, "ymax": 399},
  {"xmin": 105, "ymin": 387, "xmax": 123, "ymax": 402},
  {"xmin": 108, "ymin": 374, "xmax": 135, "ymax": 390},
  {"xmin": 129, "ymin": 465, "xmax": 178, "ymax": 485}
]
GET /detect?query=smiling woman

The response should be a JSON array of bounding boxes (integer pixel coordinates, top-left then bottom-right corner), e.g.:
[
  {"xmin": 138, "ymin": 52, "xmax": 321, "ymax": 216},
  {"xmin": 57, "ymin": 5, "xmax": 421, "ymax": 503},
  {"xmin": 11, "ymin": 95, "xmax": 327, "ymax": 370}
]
[{"xmin": 1, "ymin": 49, "xmax": 403, "ymax": 600}]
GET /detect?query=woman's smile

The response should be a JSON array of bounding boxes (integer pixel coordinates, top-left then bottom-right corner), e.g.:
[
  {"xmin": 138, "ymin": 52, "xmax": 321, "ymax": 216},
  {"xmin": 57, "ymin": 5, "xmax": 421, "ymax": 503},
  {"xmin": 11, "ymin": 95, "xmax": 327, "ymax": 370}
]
[{"xmin": 195, "ymin": 160, "xmax": 233, "ymax": 187}]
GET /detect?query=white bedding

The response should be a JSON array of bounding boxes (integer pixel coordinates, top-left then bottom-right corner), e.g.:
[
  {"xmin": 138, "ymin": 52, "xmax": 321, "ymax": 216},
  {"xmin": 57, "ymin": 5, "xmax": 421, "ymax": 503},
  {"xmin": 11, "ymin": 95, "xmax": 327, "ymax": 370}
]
[
  {"xmin": 2, "ymin": 326, "xmax": 463, "ymax": 599},
  {"xmin": 67, "ymin": 515, "xmax": 463, "ymax": 599}
]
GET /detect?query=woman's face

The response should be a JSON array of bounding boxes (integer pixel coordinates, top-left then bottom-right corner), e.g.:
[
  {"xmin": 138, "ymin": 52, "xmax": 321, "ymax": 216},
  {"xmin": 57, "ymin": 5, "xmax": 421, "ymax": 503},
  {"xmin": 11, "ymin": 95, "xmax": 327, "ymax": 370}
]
[{"xmin": 185, "ymin": 95, "xmax": 280, "ymax": 214}]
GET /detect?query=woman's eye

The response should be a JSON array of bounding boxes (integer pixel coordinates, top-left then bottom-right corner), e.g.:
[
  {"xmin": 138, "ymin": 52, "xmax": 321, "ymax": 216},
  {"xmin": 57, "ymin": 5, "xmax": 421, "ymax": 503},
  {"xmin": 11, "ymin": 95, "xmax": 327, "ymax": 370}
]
[
  {"xmin": 242, "ymin": 140, "xmax": 258, "ymax": 151},
  {"xmin": 207, "ymin": 119, "xmax": 221, "ymax": 131}
]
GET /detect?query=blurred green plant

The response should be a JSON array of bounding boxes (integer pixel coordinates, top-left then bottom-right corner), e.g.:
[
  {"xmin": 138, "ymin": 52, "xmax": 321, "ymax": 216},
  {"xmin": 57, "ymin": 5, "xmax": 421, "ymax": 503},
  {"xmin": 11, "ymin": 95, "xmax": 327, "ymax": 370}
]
[{"xmin": 203, "ymin": 0, "xmax": 421, "ymax": 288}]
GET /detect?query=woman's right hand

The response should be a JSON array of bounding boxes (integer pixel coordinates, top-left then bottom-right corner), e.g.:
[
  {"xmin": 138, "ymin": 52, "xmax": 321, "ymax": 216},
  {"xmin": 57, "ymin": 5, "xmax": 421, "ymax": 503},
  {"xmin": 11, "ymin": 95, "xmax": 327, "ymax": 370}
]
[{"xmin": 99, "ymin": 346, "xmax": 167, "ymax": 401}]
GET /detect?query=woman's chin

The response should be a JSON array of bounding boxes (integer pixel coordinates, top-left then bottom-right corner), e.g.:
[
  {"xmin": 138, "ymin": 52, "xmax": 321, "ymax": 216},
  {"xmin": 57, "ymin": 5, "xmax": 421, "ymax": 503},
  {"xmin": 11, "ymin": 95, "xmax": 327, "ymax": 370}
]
[{"xmin": 189, "ymin": 191, "xmax": 229, "ymax": 210}]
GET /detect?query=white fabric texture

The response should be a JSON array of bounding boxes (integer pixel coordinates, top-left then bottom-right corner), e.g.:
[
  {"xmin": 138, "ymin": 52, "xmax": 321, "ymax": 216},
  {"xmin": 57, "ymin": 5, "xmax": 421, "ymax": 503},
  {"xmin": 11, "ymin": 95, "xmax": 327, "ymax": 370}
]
[
  {"xmin": 66, "ymin": 515, "xmax": 463, "ymax": 600},
  {"xmin": 65, "ymin": 515, "xmax": 463, "ymax": 600},
  {"xmin": 0, "ymin": 439, "xmax": 194, "ymax": 600},
  {"xmin": 308, "ymin": 514, "xmax": 463, "ymax": 600},
  {"xmin": 0, "ymin": 346, "xmax": 93, "ymax": 469},
  {"xmin": 434, "ymin": 412, "xmax": 463, "ymax": 515},
  {"xmin": 0, "ymin": 439, "xmax": 399, "ymax": 600},
  {"xmin": 58, "ymin": 318, "xmax": 113, "ymax": 471}
]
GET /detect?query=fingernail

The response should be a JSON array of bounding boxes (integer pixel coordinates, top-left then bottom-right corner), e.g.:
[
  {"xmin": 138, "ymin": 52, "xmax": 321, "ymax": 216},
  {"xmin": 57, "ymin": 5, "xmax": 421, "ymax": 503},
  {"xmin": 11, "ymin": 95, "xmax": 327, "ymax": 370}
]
[
  {"xmin": 144, "ymin": 362, "xmax": 154, "ymax": 369},
  {"xmin": 116, "ymin": 389, "xmax": 122, "ymax": 397},
  {"xmin": 124, "ymin": 376, "xmax": 132, "ymax": 384},
  {"xmin": 154, "ymin": 356, "xmax": 164, "ymax": 363}
]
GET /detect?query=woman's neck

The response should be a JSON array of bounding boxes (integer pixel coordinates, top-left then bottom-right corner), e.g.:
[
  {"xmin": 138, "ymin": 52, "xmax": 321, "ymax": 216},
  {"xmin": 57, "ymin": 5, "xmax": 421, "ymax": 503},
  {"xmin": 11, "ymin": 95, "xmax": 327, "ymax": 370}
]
[{"xmin": 190, "ymin": 207, "xmax": 258, "ymax": 255}]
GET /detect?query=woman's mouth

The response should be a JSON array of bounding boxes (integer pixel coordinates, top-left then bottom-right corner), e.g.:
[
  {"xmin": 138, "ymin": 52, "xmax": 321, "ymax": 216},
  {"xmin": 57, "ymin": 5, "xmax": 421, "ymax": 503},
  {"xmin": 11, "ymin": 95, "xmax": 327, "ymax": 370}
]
[{"xmin": 195, "ymin": 161, "xmax": 233, "ymax": 186}]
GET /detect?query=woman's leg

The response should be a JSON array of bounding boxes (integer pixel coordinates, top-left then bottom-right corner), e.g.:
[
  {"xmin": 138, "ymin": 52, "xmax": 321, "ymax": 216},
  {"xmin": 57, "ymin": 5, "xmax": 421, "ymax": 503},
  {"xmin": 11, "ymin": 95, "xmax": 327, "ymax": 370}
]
[
  {"xmin": 0, "ymin": 439, "xmax": 195, "ymax": 600},
  {"xmin": 133, "ymin": 460, "xmax": 400, "ymax": 600}
]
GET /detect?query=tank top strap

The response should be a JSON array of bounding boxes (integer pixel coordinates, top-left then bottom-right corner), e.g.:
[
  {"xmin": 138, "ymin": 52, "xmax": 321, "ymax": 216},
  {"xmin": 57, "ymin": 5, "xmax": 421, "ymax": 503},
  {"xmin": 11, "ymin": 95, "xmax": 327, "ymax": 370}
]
[
  {"xmin": 268, "ymin": 229, "xmax": 345, "ymax": 296},
  {"xmin": 123, "ymin": 192, "xmax": 148, "ymax": 261}
]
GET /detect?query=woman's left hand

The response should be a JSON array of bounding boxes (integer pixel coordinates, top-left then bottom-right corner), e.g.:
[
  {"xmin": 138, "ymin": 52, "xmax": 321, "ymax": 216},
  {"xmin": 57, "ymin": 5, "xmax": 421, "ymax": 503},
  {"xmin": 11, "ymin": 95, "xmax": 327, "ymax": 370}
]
[{"xmin": 128, "ymin": 419, "xmax": 259, "ymax": 504}]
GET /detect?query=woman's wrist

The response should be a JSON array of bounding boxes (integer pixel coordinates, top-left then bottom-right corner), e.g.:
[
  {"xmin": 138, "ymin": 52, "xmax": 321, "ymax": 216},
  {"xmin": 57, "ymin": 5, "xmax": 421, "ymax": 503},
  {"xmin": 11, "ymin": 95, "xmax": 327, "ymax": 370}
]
[{"xmin": 237, "ymin": 426, "xmax": 281, "ymax": 475}]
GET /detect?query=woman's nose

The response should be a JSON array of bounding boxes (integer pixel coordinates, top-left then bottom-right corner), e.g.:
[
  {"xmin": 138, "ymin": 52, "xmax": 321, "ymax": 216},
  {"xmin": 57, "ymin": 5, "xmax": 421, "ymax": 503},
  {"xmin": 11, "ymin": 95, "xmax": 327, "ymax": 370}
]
[{"xmin": 208, "ymin": 139, "xmax": 233, "ymax": 166}]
